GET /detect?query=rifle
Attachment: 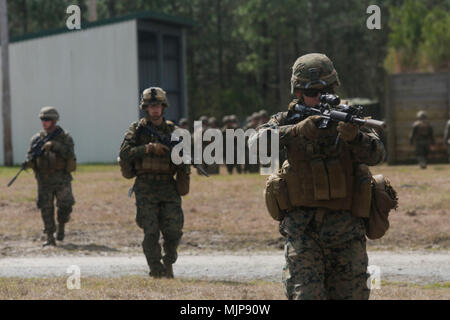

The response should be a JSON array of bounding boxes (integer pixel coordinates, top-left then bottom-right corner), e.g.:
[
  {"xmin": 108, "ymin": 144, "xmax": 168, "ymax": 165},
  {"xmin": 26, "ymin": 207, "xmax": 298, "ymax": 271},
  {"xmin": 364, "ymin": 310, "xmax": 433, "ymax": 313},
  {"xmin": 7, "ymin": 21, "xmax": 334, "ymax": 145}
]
[
  {"xmin": 7, "ymin": 127, "xmax": 63, "ymax": 187},
  {"xmin": 140, "ymin": 124, "xmax": 209, "ymax": 177},
  {"xmin": 288, "ymin": 94, "xmax": 385, "ymax": 130}
]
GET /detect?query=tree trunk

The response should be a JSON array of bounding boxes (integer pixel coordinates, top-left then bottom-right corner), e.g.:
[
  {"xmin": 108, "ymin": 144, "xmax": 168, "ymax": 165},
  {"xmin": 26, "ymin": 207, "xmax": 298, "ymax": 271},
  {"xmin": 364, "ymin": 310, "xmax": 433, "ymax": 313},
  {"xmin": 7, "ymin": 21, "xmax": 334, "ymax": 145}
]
[
  {"xmin": 88, "ymin": 0, "xmax": 97, "ymax": 22},
  {"xmin": 22, "ymin": 0, "xmax": 28, "ymax": 33},
  {"xmin": 107, "ymin": 0, "xmax": 116, "ymax": 18},
  {"xmin": 0, "ymin": 0, "xmax": 13, "ymax": 166},
  {"xmin": 217, "ymin": 0, "xmax": 224, "ymax": 89}
]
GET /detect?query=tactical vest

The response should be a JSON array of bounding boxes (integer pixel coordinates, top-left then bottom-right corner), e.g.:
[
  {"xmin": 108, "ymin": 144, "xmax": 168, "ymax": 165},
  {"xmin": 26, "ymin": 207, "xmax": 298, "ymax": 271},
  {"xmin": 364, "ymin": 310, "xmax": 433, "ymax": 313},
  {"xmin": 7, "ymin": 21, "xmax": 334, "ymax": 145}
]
[
  {"xmin": 35, "ymin": 131, "xmax": 76, "ymax": 174},
  {"xmin": 133, "ymin": 119, "xmax": 177, "ymax": 176},
  {"xmin": 414, "ymin": 120, "xmax": 431, "ymax": 138},
  {"xmin": 283, "ymin": 126, "xmax": 354, "ymax": 211}
]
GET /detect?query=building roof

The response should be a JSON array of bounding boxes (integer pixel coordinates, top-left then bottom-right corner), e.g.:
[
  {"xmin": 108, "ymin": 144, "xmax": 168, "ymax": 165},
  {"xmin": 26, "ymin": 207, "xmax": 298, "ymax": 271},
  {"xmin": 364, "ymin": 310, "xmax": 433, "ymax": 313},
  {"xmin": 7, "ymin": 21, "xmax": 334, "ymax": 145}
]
[{"xmin": 9, "ymin": 10, "xmax": 195, "ymax": 44}]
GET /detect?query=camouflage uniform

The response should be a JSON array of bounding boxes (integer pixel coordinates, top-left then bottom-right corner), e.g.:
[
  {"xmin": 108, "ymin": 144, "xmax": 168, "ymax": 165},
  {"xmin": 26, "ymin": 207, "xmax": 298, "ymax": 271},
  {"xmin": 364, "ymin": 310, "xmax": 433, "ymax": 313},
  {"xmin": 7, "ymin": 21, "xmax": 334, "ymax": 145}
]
[
  {"xmin": 257, "ymin": 54, "xmax": 386, "ymax": 300},
  {"xmin": 409, "ymin": 111, "xmax": 435, "ymax": 169},
  {"xmin": 119, "ymin": 87, "xmax": 188, "ymax": 278},
  {"xmin": 28, "ymin": 107, "xmax": 76, "ymax": 245}
]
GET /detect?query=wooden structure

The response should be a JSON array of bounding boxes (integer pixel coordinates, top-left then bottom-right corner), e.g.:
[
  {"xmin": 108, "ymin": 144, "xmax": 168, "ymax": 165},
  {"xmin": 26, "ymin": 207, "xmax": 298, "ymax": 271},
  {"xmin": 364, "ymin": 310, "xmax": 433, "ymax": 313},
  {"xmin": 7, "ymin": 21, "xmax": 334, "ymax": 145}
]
[{"xmin": 385, "ymin": 72, "xmax": 449, "ymax": 164}]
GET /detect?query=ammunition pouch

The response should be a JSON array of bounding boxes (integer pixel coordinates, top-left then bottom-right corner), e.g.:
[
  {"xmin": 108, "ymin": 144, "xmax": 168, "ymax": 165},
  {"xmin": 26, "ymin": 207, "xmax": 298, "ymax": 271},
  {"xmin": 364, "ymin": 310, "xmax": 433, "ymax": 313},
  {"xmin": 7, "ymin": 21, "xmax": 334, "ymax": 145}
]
[
  {"xmin": 36, "ymin": 151, "xmax": 64, "ymax": 173},
  {"xmin": 66, "ymin": 157, "xmax": 77, "ymax": 173},
  {"xmin": 365, "ymin": 174, "xmax": 398, "ymax": 240},
  {"xmin": 119, "ymin": 157, "xmax": 136, "ymax": 179},
  {"xmin": 264, "ymin": 167, "xmax": 291, "ymax": 221},
  {"xmin": 351, "ymin": 164, "xmax": 372, "ymax": 218},
  {"xmin": 175, "ymin": 166, "xmax": 191, "ymax": 196},
  {"xmin": 134, "ymin": 154, "xmax": 175, "ymax": 176}
]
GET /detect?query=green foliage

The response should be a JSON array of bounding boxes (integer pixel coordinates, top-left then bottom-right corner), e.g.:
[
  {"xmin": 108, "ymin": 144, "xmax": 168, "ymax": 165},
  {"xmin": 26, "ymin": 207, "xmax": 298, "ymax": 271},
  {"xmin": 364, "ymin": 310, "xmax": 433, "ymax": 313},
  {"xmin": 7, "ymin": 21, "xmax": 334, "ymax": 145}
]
[
  {"xmin": 6, "ymin": 0, "xmax": 445, "ymax": 120},
  {"xmin": 387, "ymin": 0, "xmax": 449, "ymax": 71},
  {"xmin": 419, "ymin": 7, "xmax": 450, "ymax": 70}
]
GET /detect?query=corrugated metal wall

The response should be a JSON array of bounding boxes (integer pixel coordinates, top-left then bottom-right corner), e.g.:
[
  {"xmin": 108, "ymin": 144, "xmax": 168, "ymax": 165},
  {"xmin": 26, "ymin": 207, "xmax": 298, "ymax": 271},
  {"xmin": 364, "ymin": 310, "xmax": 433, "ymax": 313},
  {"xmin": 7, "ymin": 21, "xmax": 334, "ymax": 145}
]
[
  {"xmin": 0, "ymin": 20, "xmax": 139, "ymax": 164},
  {"xmin": 386, "ymin": 72, "xmax": 449, "ymax": 163}
]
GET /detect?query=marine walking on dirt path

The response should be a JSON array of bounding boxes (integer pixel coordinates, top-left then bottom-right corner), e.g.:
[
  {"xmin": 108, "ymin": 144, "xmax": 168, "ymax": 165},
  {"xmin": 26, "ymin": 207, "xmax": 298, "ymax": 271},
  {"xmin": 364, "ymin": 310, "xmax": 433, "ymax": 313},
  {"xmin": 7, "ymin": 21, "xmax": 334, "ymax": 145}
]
[
  {"xmin": 26, "ymin": 107, "xmax": 77, "ymax": 247},
  {"xmin": 255, "ymin": 53, "xmax": 387, "ymax": 300},
  {"xmin": 119, "ymin": 87, "xmax": 190, "ymax": 279}
]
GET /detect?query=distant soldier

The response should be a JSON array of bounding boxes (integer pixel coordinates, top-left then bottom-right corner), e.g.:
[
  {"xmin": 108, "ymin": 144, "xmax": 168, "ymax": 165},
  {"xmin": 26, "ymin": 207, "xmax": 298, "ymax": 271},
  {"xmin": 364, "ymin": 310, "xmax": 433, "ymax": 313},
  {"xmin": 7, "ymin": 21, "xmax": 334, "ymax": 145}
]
[
  {"xmin": 444, "ymin": 118, "xmax": 450, "ymax": 163},
  {"xmin": 119, "ymin": 87, "xmax": 190, "ymax": 278},
  {"xmin": 259, "ymin": 109, "xmax": 269, "ymax": 125},
  {"xmin": 208, "ymin": 117, "xmax": 219, "ymax": 129},
  {"xmin": 206, "ymin": 117, "xmax": 220, "ymax": 174},
  {"xmin": 195, "ymin": 116, "xmax": 210, "ymax": 175},
  {"xmin": 409, "ymin": 111, "xmax": 435, "ymax": 169},
  {"xmin": 245, "ymin": 113, "xmax": 261, "ymax": 173},
  {"xmin": 27, "ymin": 107, "xmax": 76, "ymax": 247},
  {"xmin": 250, "ymin": 112, "xmax": 260, "ymax": 129},
  {"xmin": 178, "ymin": 118, "xmax": 189, "ymax": 131},
  {"xmin": 228, "ymin": 115, "xmax": 242, "ymax": 174}
]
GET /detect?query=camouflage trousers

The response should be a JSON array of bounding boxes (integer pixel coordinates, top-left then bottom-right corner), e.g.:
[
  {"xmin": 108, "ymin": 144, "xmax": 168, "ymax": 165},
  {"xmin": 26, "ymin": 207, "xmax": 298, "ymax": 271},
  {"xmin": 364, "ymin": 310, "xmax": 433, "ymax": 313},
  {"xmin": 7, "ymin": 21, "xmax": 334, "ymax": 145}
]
[
  {"xmin": 415, "ymin": 142, "xmax": 430, "ymax": 167},
  {"xmin": 134, "ymin": 176, "xmax": 184, "ymax": 270},
  {"xmin": 37, "ymin": 180, "xmax": 75, "ymax": 234},
  {"xmin": 281, "ymin": 208, "xmax": 370, "ymax": 300}
]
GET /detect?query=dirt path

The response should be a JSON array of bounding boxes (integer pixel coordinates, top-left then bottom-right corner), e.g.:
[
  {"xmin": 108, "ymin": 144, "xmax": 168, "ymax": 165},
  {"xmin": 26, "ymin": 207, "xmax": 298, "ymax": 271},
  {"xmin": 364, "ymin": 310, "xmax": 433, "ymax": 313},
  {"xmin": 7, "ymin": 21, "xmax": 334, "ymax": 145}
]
[{"xmin": 0, "ymin": 251, "xmax": 448, "ymax": 285}]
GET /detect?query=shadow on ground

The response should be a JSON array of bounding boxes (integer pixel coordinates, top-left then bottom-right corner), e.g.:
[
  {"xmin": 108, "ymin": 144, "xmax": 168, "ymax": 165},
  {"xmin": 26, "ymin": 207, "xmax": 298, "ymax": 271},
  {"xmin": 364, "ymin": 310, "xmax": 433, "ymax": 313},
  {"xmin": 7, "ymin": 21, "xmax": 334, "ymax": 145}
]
[{"xmin": 59, "ymin": 243, "xmax": 120, "ymax": 253}]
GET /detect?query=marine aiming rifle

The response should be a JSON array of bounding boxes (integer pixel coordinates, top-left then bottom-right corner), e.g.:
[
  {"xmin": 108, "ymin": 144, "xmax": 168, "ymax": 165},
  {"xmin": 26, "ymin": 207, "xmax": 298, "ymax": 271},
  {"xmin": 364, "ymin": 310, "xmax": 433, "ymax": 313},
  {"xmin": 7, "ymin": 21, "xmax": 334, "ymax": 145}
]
[
  {"xmin": 288, "ymin": 93, "xmax": 385, "ymax": 130},
  {"xmin": 7, "ymin": 127, "xmax": 63, "ymax": 187}
]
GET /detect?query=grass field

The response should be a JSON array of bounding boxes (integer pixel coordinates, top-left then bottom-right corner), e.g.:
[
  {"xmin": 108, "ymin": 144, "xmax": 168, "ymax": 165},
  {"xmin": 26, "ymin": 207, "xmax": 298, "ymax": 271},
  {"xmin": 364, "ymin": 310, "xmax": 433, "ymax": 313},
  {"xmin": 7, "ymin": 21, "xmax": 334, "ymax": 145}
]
[
  {"xmin": 0, "ymin": 163, "xmax": 449, "ymax": 257},
  {"xmin": 0, "ymin": 277, "xmax": 448, "ymax": 300}
]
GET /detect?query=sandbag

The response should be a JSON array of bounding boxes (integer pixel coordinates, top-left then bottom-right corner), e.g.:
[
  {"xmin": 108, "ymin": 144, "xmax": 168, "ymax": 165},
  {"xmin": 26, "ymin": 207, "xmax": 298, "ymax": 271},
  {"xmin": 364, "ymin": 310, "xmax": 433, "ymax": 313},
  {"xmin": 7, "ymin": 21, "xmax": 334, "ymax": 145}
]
[
  {"xmin": 176, "ymin": 166, "xmax": 191, "ymax": 196},
  {"xmin": 264, "ymin": 171, "xmax": 291, "ymax": 221},
  {"xmin": 366, "ymin": 174, "xmax": 398, "ymax": 240}
]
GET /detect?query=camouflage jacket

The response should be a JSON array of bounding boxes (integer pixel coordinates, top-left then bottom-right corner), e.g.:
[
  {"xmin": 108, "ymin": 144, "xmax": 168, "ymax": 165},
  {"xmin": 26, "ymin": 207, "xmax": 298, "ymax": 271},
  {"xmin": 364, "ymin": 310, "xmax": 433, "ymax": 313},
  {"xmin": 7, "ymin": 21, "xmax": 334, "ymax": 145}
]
[
  {"xmin": 119, "ymin": 117, "xmax": 189, "ymax": 176},
  {"xmin": 410, "ymin": 120, "xmax": 435, "ymax": 145},
  {"xmin": 28, "ymin": 126, "xmax": 75, "ymax": 183}
]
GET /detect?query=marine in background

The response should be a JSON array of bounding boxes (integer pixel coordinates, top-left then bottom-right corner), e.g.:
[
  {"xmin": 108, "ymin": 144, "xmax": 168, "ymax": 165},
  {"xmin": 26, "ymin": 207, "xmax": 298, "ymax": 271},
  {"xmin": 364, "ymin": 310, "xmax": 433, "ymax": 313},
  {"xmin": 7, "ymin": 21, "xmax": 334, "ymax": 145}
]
[
  {"xmin": 119, "ymin": 87, "xmax": 190, "ymax": 278},
  {"xmin": 26, "ymin": 107, "xmax": 76, "ymax": 247},
  {"xmin": 409, "ymin": 111, "xmax": 435, "ymax": 169}
]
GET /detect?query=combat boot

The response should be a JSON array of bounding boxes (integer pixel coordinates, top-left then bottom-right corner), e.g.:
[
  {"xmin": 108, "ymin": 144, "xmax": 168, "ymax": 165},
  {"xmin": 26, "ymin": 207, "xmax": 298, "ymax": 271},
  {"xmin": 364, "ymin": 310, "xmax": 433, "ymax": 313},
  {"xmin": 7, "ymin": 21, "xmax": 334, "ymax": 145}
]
[
  {"xmin": 43, "ymin": 233, "xmax": 56, "ymax": 247},
  {"xmin": 149, "ymin": 262, "xmax": 166, "ymax": 279},
  {"xmin": 164, "ymin": 261, "xmax": 174, "ymax": 279},
  {"xmin": 56, "ymin": 223, "xmax": 65, "ymax": 241}
]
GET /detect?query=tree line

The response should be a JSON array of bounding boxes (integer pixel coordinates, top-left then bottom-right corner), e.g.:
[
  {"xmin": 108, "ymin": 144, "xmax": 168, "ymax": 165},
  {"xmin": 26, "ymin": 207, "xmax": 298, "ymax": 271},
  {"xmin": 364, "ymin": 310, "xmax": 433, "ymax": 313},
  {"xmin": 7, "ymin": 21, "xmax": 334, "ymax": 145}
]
[{"xmin": 6, "ymin": 0, "xmax": 449, "ymax": 121}]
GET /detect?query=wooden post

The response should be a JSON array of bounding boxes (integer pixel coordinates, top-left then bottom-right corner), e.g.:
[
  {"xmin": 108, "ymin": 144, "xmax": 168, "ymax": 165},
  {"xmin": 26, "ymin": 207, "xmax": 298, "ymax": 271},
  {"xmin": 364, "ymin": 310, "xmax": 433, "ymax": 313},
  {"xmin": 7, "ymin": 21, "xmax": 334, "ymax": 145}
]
[
  {"xmin": 0, "ymin": 0, "xmax": 13, "ymax": 166},
  {"xmin": 385, "ymin": 74, "xmax": 396, "ymax": 165}
]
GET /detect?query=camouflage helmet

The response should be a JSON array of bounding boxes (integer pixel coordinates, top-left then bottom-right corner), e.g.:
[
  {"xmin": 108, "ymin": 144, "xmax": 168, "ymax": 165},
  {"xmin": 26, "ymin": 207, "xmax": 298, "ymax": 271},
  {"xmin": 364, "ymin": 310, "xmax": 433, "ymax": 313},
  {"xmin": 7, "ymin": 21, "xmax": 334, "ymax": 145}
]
[
  {"xmin": 291, "ymin": 53, "xmax": 340, "ymax": 93},
  {"xmin": 208, "ymin": 117, "xmax": 218, "ymax": 125},
  {"xmin": 222, "ymin": 115, "xmax": 230, "ymax": 124},
  {"xmin": 417, "ymin": 110, "xmax": 427, "ymax": 119},
  {"xmin": 179, "ymin": 118, "xmax": 188, "ymax": 126},
  {"xmin": 199, "ymin": 115, "xmax": 208, "ymax": 123},
  {"xmin": 39, "ymin": 106, "xmax": 59, "ymax": 121},
  {"xmin": 259, "ymin": 109, "xmax": 268, "ymax": 118},
  {"xmin": 140, "ymin": 87, "xmax": 169, "ymax": 109}
]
